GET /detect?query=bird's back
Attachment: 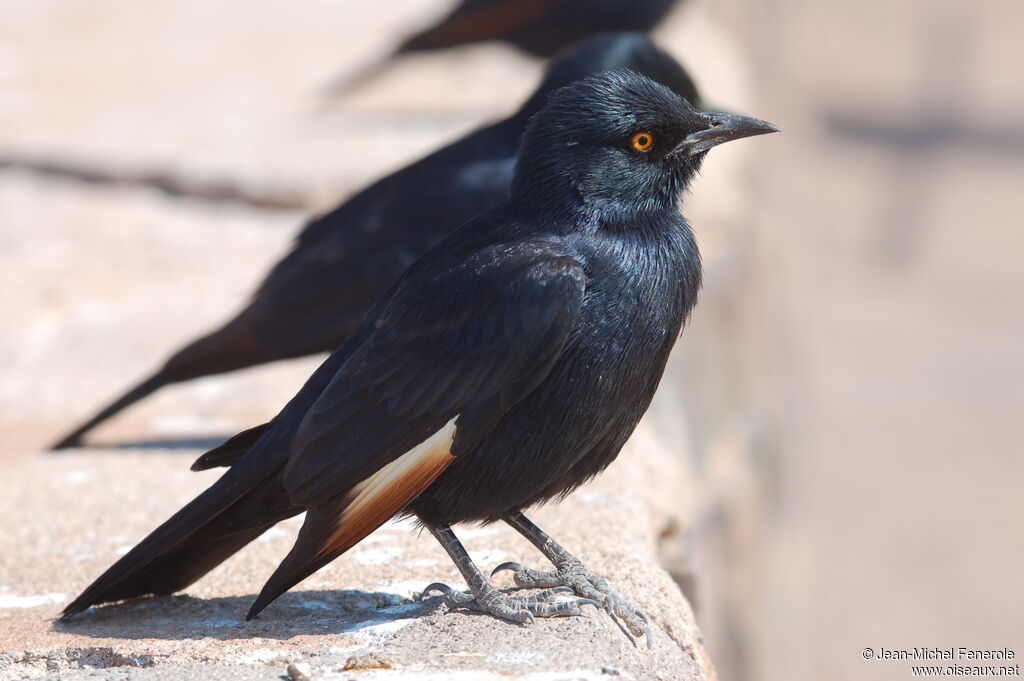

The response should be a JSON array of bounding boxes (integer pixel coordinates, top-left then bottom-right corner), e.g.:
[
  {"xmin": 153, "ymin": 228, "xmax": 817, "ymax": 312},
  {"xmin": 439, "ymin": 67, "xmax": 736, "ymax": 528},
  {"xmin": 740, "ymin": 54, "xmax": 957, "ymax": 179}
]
[{"xmin": 241, "ymin": 120, "xmax": 522, "ymax": 357}]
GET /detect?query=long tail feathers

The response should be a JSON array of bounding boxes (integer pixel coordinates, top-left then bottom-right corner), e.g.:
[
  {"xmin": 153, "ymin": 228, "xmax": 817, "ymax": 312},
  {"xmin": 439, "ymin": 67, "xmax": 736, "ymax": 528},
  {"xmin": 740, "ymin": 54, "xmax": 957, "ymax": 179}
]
[
  {"xmin": 62, "ymin": 466, "xmax": 296, "ymax": 619},
  {"xmin": 64, "ymin": 419, "xmax": 458, "ymax": 621},
  {"xmin": 191, "ymin": 423, "xmax": 271, "ymax": 471},
  {"xmin": 50, "ymin": 373, "xmax": 170, "ymax": 450},
  {"xmin": 245, "ymin": 503, "xmax": 351, "ymax": 620},
  {"xmin": 320, "ymin": 56, "xmax": 396, "ymax": 99},
  {"xmin": 51, "ymin": 316, "xmax": 270, "ymax": 450}
]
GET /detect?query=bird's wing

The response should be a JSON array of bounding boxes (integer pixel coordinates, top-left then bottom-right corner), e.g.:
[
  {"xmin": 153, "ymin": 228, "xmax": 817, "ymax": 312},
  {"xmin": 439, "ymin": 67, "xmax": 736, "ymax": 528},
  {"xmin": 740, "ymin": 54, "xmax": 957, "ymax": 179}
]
[
  {"xmin": 190, "ymin": 422, "xmax": 271, "ymax": 471},
  {"xmin": 245, "ymin": 243, "xmax": 585, "ymax": 616},
  {"xmin": 282, "ymin": 243, "xmax": 587, "ymax": 509},
  {"xmin": 241, "ymin": 156, "xmax": 508, "ymax": 356},
  {"xmin": 400, "ymin": 0, "xmax": 555, "ymax": 51}
]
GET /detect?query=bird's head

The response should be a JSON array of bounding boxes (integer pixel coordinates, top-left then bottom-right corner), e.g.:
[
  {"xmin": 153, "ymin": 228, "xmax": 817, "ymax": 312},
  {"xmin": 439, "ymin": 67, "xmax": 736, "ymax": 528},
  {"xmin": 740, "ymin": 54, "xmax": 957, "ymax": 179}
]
[
  {"xmin": 522, "ymin": 32, "xmax": 701, "ymax": 115},
  {"xmin": 511, "ymin": 70, "xmax": 777, "ymax": 218}
]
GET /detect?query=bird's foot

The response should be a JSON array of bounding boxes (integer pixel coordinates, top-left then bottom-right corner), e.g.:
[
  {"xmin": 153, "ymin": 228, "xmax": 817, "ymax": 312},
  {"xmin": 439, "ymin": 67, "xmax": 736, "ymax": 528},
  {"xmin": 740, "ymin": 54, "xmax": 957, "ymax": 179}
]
[
  {"xmin": 419, "ymin": 582, "xmax": 600, "ymax": 624},
  {"xmin": 492, "ymin": 559, "xmax": 653, "ymax": 647}
]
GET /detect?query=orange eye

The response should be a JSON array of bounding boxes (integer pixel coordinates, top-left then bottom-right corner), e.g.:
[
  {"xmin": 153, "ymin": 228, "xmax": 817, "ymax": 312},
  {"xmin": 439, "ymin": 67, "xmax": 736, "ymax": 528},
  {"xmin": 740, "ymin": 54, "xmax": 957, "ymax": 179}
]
[{"xmin": 631, "ymin": 132, "xmax": 654, "ymax": 151}]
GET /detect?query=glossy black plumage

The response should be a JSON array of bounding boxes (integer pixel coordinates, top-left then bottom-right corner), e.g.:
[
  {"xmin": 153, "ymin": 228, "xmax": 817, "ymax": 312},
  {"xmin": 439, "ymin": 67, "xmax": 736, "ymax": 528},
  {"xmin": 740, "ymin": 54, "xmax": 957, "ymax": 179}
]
[
  {"xmin": 62, "ymin": 71, "xmax": 776, "ymax": 638},
  {"xmin": 51, "ymin": 33, "xmax": 700, "ymax": 450}
]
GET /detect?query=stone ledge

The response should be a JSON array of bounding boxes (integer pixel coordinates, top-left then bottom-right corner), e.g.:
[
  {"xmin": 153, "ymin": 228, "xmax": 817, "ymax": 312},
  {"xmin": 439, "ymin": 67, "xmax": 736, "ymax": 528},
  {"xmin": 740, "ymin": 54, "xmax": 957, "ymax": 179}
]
[{"xmin": 0, "ymin": 423, "xmax": 712, "ymax": 681}]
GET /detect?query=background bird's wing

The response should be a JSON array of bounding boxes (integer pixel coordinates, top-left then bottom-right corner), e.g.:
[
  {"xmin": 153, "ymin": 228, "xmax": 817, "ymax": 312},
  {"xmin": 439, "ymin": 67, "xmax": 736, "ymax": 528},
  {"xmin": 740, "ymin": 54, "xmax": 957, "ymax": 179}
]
[
  {"xmin": 399, "ymin": 0, "xmax": 556, "ymax": 52},
  {"xmin": 239, "ymin": 147, "xmax": 513, "ymax": 357}
]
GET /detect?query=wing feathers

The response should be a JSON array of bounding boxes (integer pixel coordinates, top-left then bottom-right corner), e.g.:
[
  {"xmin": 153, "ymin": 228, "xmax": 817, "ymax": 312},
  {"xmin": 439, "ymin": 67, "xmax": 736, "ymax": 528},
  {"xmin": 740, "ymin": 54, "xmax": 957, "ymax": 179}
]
[
  {"xmin": 283, "ymin": 251, "xmax": 585, "ymax": 509},
  {"xmin": 323, "ymin": 416, "xmax": 457, "ymax": 557},
  {"xmin": 190, "ymin": 422, "xmax": 270, "ymax": 471},
  {"xmin": 247, "ymin": 418, "xmax": 457, "ymax": 618}
]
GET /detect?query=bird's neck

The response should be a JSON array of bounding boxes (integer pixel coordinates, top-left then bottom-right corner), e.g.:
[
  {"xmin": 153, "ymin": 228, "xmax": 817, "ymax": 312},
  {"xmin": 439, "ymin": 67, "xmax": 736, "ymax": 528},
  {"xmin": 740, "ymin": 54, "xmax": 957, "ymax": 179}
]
[
  {"xmin": 509, "ymin": 176, "xmax": 687, "ymax": 231},
  {"xmin": 587, "ymin": 195, "xmax": 684, "ymax": 226},
  {"xmin": 596, "ymin": 205, "xmax": 699, "ymax": 258},
  {"xmin": 507, "ymin": 171, "xmax": 584, "ymax": 229},
  {"xmin": 510, "ymin": 95, "xmax": 548, "ymax": 126}
]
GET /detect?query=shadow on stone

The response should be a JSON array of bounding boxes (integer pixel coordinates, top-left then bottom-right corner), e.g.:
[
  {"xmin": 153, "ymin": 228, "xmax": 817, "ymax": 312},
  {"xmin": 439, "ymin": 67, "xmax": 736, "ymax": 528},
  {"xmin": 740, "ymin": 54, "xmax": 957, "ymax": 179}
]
[
  {"xmin": 48, "ymin": 435, "xmax": 235, "ymax": 452},
  {"xmin": 52, "ymin": 588, "xmax": 441, "ymax": 641}
]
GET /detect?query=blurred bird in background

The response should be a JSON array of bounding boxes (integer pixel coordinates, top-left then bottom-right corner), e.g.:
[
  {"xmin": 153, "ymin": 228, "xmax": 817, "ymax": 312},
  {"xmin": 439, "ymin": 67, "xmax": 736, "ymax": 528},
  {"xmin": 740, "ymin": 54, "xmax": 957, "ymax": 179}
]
[
  {"xmin": 51, "ymin": 32, "xmax": 701, "ymax": 449},
  {"xmin": 61, "ymin": 71, "xmax": 776, "ymax": 645},
  {"xmin": 325, "ymin": 0, "xmax": 681, "ymax": 95}
]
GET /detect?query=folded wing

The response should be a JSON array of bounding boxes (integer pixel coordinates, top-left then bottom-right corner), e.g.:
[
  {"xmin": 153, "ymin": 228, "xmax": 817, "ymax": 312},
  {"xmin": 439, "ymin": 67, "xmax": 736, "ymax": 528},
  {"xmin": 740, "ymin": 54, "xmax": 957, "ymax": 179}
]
[{"xmin": 247, "ymin": 242, "xmax": 587, "ymax": 616}]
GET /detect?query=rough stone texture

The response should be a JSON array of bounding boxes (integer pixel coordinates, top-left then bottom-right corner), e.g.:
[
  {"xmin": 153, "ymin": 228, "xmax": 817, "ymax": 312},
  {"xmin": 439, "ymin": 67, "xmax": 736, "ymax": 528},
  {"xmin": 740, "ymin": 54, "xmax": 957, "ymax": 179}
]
[
  {"xmin": 0, "ymin": 426, "xmax": 713, "ymax": 681},
  {"xmin": 0, "ymin": 1, "xmax": 762, "ymax": 679}
]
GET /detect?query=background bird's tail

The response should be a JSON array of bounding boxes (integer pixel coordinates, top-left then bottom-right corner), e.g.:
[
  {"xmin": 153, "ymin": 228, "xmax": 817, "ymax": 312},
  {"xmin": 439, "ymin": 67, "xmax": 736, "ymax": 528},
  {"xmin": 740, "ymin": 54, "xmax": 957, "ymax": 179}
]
[
  {"xmin": 319, "ymin": 56, "xmax": 398, "ymax": 99},
  {"xmin": 50, "ymin": 373, "xmax": 170, "ymax": 450},
  {"xmin": 50, "ymin": 314, "xmax": 273, "ymax": 450},
  {"xmin": 61, "ymin": 463, "xmax": 299, "ymax": 619},
  {"xmin": 320, "ymin": 0, "xmax": 546, "ymax": 99}
]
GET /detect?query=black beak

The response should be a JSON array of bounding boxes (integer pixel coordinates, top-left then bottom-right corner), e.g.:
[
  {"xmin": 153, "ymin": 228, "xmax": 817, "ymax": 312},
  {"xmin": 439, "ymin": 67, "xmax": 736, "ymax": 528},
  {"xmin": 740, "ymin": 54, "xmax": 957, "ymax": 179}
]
[{"xmin": 672, "ymin": 112, "xmax": 779, "ymax": 158}]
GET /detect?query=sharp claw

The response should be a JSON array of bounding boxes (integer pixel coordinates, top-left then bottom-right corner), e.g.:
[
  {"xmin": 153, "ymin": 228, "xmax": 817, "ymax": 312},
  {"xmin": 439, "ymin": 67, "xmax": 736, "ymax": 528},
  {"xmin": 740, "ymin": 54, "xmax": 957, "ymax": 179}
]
[
  {"xmin": 427, "ymin": 563, "xmax": 652, "ymax": 644},
  {"xmin": 419, "ymin": 582, "xmax": 452, "ymax": 599},
  {"xmin": 604, "ymin": 606, "xmax": 635, "ymax": 641},
  {"xmin": 619, "ymin": 613, "xmax": 652, "ymax": 645},
  {"xmin": 490, "ymin": 561, "xmax": 525, "ymax": 577}
]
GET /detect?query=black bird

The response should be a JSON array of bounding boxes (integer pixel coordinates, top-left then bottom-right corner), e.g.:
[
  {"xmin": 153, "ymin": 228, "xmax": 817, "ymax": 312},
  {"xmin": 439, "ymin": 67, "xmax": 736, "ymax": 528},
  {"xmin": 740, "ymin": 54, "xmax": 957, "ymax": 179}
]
[
  {"xmin": 59, "ymin": 70, "xmax": 770, "ymax": 643},
  {"xmin": 326, "ymin": 0, "xmax": 681, "ymax": 95},
  {"xmin": 51, "ymin": 33, "xmax": 701, "ymax": 450},
  {"xmin": 61, "ymin": 71, "xmax": 776, "ymax": 644}
]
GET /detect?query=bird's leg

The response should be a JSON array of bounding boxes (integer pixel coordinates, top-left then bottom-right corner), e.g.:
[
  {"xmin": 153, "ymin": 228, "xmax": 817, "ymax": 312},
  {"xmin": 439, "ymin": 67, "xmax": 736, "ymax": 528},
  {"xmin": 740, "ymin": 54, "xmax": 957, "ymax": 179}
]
[
  {"xmin": 418, "ymin": 518, "xmax": 600, "ymax": 625},
  {"xmin": 494, "ymin": 511, "xmax": 653, "ymax": 647}
]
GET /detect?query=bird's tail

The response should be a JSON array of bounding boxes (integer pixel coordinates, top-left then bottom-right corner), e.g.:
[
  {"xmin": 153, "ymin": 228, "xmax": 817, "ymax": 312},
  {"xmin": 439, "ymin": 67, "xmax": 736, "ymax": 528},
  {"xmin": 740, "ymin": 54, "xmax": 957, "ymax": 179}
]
[
  {"xmin": 319, "ymin": 55, "xmax": 397, "ymax": 99},
  {"xmin": 50, "ymin": 314, "xmax": 271, "ymax": 450},
  {"xmin": 61, "ymin": 463, "xmax": 299, "ymax": 619},
  {"xmin": 50, "ymin": 373, "xmax": 170, "ymax": 449}
]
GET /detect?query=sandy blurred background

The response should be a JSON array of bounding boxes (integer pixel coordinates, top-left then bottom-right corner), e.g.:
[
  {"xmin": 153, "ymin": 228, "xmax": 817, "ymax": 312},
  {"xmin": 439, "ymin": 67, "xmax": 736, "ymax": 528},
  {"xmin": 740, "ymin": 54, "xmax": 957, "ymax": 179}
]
[
  {"xmin": 728, "ymin": 1, "xmax": 1024, "ymax": 679},
  {"xmin": 1, "ymin": 0, "xmax": 1022, "ymax": 679}
]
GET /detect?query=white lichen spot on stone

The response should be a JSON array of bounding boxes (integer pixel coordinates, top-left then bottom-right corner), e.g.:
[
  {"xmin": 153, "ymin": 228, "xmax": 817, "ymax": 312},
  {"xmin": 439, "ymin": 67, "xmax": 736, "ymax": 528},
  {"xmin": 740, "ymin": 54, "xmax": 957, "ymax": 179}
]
[
  {"xmin": 467, "ymin": 549, "xmax": 508, "ymax": 565},
  {"xmin": 353, "ymin": 546, "xmax": 404, "ymax": 566},
  {"xmin": 0, "ymin": 592, "xmax": 66, "ymax": 608}
]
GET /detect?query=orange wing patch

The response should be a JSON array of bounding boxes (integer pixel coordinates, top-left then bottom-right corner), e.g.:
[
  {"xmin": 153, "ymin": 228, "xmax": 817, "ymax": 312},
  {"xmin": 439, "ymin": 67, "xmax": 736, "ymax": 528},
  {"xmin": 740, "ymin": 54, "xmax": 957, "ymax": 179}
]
[{"xmin": 319, "ymin": 417, "xmax": 458, "ymax": 559}]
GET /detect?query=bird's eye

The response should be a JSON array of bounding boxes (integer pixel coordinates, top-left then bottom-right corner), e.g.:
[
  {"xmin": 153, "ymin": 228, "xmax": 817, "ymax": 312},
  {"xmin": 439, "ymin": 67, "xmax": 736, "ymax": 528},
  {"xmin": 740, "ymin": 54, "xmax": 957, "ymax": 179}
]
[{"xmin": 631, "ymin": 132, "xmax": 654, "ymax": 151}]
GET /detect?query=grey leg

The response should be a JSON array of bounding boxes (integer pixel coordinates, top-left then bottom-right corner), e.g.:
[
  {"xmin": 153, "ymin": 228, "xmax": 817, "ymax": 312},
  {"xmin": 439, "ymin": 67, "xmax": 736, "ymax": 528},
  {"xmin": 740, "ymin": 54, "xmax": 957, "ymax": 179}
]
[
  {"xmin": 494, "ymin": 511, "xmax": 653, "ymax": 647},
  {"xmin": 418, "ymin": 517, "xmax": 599, "ymax": 624}
]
